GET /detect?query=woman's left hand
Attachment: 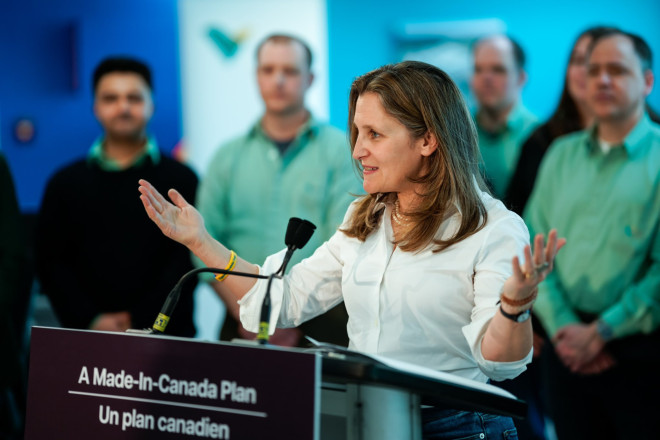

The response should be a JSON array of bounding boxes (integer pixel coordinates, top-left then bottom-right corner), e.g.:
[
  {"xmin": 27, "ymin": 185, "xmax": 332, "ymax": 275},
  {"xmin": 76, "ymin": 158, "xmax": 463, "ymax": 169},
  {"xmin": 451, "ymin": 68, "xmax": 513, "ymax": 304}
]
[
  {"xmin": 481, "ymin": 230, "xmax": 566, "ymax": 363},
  {"xmin": 501, "ymin": 229, "xmax": 566, "ymax": 301}
]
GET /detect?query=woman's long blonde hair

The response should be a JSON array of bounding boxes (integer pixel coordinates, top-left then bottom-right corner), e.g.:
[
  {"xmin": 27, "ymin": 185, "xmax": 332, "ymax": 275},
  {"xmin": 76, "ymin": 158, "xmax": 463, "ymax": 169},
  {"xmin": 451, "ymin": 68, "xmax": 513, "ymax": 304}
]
[{"xmin": 341, "ymin": 61, "xmax": 489, "ymax": 253}]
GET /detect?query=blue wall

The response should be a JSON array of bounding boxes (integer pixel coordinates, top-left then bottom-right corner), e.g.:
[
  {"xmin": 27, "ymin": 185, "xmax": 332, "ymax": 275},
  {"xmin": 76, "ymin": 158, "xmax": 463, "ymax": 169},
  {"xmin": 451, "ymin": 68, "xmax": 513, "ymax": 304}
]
[
  {"xmin": 0, "ymin": 0, "xmax": 182, "ymax": 212},
  {"xmin": 2, "ymin": 0, "xmax": 659, "ymax": 212},
  {"xmin": 327, "ymin": 0, "xmax": 660, "ymax": 129}
]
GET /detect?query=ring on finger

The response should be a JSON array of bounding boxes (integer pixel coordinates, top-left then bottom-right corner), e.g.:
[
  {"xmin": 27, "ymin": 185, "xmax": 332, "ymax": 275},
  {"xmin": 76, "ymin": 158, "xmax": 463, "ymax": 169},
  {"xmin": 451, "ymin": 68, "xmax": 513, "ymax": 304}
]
[
  {"xmin": 534, "ymin": 262, "xmax": 550, "ymax": 275},
  {"xmin": 525, "ymin": 261, "xmax": 549, "ymax": 279}
]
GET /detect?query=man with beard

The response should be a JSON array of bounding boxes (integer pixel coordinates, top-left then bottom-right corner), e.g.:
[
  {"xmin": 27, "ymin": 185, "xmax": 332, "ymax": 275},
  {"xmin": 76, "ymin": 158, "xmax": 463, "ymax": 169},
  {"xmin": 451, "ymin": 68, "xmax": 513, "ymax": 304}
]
[{"xmin": 36, "ymin": 57, "xmax": 198, "ymax": 336}]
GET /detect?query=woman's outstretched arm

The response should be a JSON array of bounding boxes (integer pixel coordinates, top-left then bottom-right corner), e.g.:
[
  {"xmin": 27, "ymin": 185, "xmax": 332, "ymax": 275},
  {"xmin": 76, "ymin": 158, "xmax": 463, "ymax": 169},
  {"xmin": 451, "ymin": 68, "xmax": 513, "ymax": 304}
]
[{"xmin": 138, "ymin": 178, "xmax": 259, "ymax": 302}]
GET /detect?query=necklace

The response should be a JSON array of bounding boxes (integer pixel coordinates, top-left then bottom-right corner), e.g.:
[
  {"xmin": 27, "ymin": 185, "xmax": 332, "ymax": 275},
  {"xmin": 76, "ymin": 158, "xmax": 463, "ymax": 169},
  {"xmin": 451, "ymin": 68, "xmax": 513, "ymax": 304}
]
[{"xmin": 391, "ymin": 199, "xmax": 410, "ymax": 227}]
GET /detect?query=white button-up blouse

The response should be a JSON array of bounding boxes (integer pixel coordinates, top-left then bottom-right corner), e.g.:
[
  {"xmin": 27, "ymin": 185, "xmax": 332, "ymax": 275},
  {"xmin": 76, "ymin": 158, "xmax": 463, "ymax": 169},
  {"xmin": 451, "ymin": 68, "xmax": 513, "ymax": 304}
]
[{"xmin": 239, "ymin": 192, "xmax": 532, "ymax": 382}]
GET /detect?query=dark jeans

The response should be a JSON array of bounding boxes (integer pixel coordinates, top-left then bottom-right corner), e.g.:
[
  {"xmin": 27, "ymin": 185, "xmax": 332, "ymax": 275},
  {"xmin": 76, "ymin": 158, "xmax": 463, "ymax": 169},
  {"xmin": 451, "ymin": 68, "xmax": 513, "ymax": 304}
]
[
  {"xmin": 542, "ymin": 325, "xmax": 660, "ymax": 440},
  {"xmin": 421, "ymin": 408, "xmax": 518, "ymax": 439}
]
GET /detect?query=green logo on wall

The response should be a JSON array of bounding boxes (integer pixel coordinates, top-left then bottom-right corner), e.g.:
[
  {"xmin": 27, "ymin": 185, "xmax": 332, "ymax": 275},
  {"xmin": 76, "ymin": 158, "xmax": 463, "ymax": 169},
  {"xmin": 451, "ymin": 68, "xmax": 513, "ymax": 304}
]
[{"xmin": 208, "ymin": 27, "xmax": 249, "ymax": 58}]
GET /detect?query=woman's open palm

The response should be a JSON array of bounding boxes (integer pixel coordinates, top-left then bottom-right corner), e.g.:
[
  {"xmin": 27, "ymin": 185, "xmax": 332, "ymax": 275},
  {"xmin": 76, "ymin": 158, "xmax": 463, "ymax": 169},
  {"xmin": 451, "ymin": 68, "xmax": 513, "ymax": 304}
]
[
  {"xmin": 502, "ymin": 229, "xmax": 566, "ymax": 300},
  {"xmin": 138, "ymin": 179, "xmax": 205, "ymax": 249}
]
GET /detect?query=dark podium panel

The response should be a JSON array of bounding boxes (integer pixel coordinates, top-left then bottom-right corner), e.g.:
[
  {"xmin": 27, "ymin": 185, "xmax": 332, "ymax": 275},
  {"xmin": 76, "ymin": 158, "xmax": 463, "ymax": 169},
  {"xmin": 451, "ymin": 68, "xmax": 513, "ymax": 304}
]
[
  {"xmin": 25, "ymin": 327, "xmax": 319, "ymax": 439},
  {"xmin": 25, "ymin": 327, "xmax": 525, "ymax": 440}
]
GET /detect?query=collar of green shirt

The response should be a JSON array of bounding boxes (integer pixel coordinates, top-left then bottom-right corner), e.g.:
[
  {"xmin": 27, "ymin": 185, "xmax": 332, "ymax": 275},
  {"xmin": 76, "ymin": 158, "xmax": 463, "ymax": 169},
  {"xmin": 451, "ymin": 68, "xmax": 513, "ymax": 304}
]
[
  {"xmin": 586, "ymin": 112, "xmax": 653, "ymax": 158},
  {"xmin": 475, "ymin": 102, "xmax": 534, "ymax": 135},
  {"xmin": 506, "ymin": 103, "xmax": 535, "ymax": 133},
  {"xmin": 248, "ymin": 114, "xmax": 321, "ymax": 145},
  {"xmin": 87, "ymin": 136, "xmax": 161, "ymax": 171}
]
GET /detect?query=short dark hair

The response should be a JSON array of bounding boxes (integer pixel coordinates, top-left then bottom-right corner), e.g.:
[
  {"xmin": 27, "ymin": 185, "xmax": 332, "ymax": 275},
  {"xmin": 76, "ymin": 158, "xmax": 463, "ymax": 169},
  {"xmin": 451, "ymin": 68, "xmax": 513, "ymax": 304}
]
[
  {"xmin": 255, "ymin": 34, "xmax": 313, "ymax": 70},
  {"xmin": 473, "ymin": 35, "xmax": 526, "ymax": 71},
  {"xmin": 508, "ymin": 36, "xmax": 526, "ymax": 71},
  {"xmin": 92, "ymin": 57, "xmax": 153, "ymax": 94},
  {"xmin": 589, "ymin": 28, "xmax": 653, "ymax": 72}
]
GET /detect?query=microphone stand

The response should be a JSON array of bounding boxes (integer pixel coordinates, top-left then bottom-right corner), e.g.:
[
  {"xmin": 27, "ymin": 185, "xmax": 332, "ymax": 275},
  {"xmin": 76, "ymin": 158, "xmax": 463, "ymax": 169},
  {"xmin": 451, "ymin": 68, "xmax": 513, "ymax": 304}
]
[
  {"xmin": 256, "ymin": 273, "xmax": 281, "ymax": 344},
  {"xmin": 255, "ymin": 218, "xmax": 316, "ymax": 345}
]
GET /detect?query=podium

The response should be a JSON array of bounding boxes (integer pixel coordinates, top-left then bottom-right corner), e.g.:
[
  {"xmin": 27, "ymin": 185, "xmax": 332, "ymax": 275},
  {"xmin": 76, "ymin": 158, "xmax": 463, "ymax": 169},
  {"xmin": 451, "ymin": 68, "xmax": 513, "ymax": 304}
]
[{"xmin": 25, "ymin": 327, "xmax": 525, "ymax": 439}]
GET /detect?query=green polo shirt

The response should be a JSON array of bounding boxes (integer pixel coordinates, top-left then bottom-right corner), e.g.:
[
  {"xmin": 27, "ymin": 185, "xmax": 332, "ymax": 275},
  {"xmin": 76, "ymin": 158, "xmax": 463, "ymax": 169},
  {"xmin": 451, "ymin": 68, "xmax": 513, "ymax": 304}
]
[
  {"xmin": 87, "ymin": 136, "xmax": 161, "ymax": 170},
  {"xmin": 196, "ymin": 115, "xmax": 362, "ymax": 278},
  {"xmin": 525, "ymin": 113, "xmax": 660, "ymax": 339},
  {"xmin": 476, "ymin": 104, "xmax": 538, "ymax": 199}
]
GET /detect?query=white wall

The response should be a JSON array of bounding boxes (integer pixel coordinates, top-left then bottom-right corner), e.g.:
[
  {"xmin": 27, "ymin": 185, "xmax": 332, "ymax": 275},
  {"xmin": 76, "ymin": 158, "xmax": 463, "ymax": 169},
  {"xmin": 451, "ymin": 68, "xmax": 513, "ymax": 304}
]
[{"xmin": 179, "ymin": 0, "xmax": 329, "ymax": 175}]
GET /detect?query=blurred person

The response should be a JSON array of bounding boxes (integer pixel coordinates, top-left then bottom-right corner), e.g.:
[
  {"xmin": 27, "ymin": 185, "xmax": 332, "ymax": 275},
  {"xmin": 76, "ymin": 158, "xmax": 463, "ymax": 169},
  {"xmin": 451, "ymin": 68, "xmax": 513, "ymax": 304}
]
[
  {"xmin": 507, "ymin": 26, "xmax": 642, "ymax": 215},
  {"xmin": 139, "ymin": 60, "xmax": 564, "ymax": 439},
  {"xmin": 526, "ymin": 28, "xmax": 660, "ymax": 439},
  {"xmin": 471, "ymin": 34, "xmax": 539, "ymax": 200},
  {"xmin": 0, "ymin": 152, "xmax": 31, "ymax": 439},
  {"xmin": 498, "ymin": 26, "xmax": 616, "ymax": 440},
  {"xmin": 197, "ymin": 34, "xmax": 362, "ymax": 347},
  {"xmin": 36, "ymin": 57, "xmax": 198, "ymax": 336}
]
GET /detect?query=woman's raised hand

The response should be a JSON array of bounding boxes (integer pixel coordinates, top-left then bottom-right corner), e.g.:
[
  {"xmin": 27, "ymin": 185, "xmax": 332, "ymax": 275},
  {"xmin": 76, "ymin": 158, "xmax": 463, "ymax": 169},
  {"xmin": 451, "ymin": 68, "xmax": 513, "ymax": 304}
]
[
  {"xmin": 502, "ymin": 229, "xmax": 567, "ymax": 301},
  {"xmin": 138, "ymin": 179, "xmax": 206, "ymax": 250}
]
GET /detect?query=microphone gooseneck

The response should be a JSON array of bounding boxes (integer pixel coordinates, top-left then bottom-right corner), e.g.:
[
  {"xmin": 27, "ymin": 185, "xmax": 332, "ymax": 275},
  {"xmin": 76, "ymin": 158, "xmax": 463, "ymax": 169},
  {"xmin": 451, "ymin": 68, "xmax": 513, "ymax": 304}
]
[
  {"xmin": 151, "ymin": 267, "xmax": 268, "ymax": 334},
  {"xmin": 256, "ymin": 274, "xmax": 279, "ymax": 343},
  {"xmin": 257, "ymin": 218, "xmax": 316, "ymax": 344}
]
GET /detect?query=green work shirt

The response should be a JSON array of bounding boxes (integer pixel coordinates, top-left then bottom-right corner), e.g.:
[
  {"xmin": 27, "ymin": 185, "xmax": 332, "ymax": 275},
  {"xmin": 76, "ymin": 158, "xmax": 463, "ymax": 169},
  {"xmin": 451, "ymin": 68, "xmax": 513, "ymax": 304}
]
[
  {"xmin": 196, "ymin": 116, "xmax": 363, "ymax": 277},
  {"xmin": 87, "ymin": 136, "xmax": 161, "ymax": 171},
  {"xmin": 476, "ymin": 104, "xmax": 538, "ymax": 199},
  {"xmin": 525, "ymin": 113, "xmax": 660, "ymax": 339}
]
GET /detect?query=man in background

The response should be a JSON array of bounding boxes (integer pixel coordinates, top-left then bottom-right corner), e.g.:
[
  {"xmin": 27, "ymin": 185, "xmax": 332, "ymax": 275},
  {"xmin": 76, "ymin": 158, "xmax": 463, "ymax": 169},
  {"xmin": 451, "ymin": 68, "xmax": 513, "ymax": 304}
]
[
  {"xmin": 471, "ymin": 34, "xmax": 538, "ymax": 201},
  {"xmin": 36, "ymin": 57, "xmax": 198, "ymax": 336},
  {"xmin": 197, "ymin": 34, "xmax": 361, "ymax": 346},
  {"xmin": 0, "ymin": 152, "xmax": 31, "ymax": 439},
  {"xmin": 526, "ymin": 28, "xmax": 659, "ymax": 439},
  {"xmin": 471, "ymin": 34, "xmax": 544, "ymax": 439}
]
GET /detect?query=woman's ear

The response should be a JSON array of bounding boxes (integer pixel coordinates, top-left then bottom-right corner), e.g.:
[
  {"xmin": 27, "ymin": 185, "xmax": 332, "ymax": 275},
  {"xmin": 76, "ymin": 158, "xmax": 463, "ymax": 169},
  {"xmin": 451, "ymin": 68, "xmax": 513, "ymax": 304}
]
[{"xmin": 420, "ymin": 131, "xmax": 438, "ymax": 157}]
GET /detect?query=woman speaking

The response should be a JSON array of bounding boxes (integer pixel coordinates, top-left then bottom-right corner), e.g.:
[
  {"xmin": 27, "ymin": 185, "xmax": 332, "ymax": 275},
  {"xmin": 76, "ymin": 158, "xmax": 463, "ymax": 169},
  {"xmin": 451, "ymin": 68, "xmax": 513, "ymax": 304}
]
[{"xmin": 138, "ymin": 61, "xmax": 563, "ymax": 438}]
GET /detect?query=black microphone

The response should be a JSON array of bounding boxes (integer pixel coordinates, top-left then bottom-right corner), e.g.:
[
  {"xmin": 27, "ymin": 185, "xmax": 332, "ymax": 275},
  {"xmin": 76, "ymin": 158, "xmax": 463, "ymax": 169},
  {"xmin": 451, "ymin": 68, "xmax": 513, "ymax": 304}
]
[
  {"xmin": 256, "ymin": 218, "xmax": 316, "ymax": 344},
  {"xmin": 276, "ymin": 218, "xmax": 317, "ymax": 276}
]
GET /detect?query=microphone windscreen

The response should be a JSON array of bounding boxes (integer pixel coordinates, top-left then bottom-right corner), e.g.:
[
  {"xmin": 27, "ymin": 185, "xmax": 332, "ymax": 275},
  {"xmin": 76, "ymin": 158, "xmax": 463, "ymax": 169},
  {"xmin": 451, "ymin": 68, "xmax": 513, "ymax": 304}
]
[
  {"xmin": 285, "ymin": 218, "xmax": 303, "ymax": 247},
  {"xmin": 293, "ymin": 219, "xmax": 316, "ymax": 249}
]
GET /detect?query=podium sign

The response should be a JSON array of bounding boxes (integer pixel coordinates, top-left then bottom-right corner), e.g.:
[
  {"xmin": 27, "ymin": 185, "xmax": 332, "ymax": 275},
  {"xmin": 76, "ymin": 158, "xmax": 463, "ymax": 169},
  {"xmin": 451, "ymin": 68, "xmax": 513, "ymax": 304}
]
[{"xmin": 25, "ymin": 327, "xmax": 320, "ymax": 439}]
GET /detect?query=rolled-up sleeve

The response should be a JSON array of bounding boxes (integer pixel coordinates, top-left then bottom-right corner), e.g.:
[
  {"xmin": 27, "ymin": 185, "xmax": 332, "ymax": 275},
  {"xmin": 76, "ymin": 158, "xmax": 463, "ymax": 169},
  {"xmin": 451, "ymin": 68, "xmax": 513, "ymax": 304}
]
[
  {"xmin": 462, "ymin": 212, "xmax": 532, "ymax": 381},
  {"xmin": 464, "ymin": 318, "xmax": 533, "ymax": 381}
]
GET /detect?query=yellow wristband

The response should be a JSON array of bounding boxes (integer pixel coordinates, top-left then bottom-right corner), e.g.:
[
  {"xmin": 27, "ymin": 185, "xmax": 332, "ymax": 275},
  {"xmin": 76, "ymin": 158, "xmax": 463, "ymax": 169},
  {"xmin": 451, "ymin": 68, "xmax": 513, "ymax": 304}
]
[{"xmin": 215, "ymin": 250, "xmax": 237, "ymax": 282}]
